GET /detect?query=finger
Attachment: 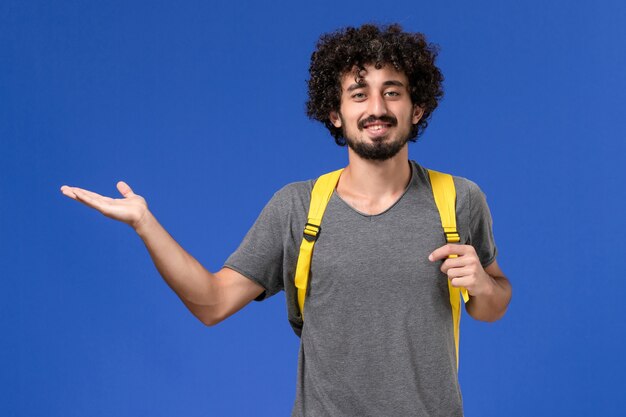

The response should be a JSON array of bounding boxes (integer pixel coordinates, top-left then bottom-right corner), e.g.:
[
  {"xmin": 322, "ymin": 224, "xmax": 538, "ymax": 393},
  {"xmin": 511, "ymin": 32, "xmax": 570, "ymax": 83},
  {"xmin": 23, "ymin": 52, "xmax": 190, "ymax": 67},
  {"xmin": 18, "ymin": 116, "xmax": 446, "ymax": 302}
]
[
  {"xmin": 72, "ymin": 188, "xmax": 116, "ymax": 212},
  {"xmin": 60, "ymin": 185, "xmax": 78, "ymax": 199},
  {"xmin": 73, "ymin": 187, "xmax": 114, "ymax": 203},
  {"xmin": 440, "ymin": 257, "xmax": 466, "ymax": 274},
  {"xmin": 117, "ymin": 181, "xmax": 135, "ymax": 198},
  {"xmin": 429, "ymin": 244, "xmax": 468, "ymax": 262},
  {"xmin": 72, "ymin": 188, "xmax": 100, "ymax": 207},
  {"xmin": 61, "ymin": 186, "xmax": 109, "ymax": 201},
  {"xmin": 445, "ymin": 266, "xmax": 473, "ymax": 279},
  {"xmin": 450, "ymin": 277, "xmax": 472, "ymax": 288}
]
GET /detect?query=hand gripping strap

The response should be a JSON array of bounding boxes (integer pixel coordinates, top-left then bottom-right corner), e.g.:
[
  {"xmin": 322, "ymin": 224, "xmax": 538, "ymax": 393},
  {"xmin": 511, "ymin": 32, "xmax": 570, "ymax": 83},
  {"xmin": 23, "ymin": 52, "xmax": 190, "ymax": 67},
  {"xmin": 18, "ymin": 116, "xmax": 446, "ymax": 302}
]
[
  {"xmin": 294, "ymin": 169, "xmax": 344, "ymax": 318},
  {"xmin": 428, "ymin": 169, "xmax": 469, "ymax": 368}
]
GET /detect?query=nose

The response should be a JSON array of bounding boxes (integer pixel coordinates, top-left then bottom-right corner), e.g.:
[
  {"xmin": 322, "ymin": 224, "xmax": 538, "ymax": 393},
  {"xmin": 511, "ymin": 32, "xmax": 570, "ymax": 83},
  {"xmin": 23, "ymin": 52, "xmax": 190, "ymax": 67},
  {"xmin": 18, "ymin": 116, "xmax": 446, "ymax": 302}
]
[{"xmin": 367, "ymin": 92, "xmax": 388, "ymax": 117}]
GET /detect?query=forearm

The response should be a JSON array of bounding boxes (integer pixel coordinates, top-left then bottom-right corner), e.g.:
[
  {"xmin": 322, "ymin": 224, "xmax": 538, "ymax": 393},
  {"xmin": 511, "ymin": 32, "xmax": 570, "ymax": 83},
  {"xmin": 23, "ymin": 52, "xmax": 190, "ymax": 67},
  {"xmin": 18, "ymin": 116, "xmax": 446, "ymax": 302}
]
[
  {"xmin": 134, "ymin": 210, "xmax": 217, "ymax": 306},
  {"xmin": 465, "ymin": 275, "xmax": 512, "ymax": 322}
]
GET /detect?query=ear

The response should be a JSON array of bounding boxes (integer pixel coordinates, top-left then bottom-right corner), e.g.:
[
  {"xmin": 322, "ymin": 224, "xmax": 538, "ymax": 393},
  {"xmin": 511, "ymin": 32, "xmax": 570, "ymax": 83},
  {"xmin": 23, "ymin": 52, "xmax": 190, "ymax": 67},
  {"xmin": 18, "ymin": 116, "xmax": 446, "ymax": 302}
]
[
  {"xmin": 329, "ymin": 111, "xmax": 342, "ymax": 128},
  {"xmin": 412, "ymin": 106, "xmax": 424, "ymax": 125}
]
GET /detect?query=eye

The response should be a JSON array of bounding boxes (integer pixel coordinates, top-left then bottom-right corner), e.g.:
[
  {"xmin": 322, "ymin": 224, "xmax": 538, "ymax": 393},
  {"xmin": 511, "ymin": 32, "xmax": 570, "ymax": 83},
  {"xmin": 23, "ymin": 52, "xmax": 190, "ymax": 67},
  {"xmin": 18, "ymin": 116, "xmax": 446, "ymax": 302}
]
[
  {"xmin": 351, "ymin": 92, "xmax": 366, "ymax": 101},
  {"xmin": 384, "ymin": 90, "xmax": 400, "ymax": 97}
]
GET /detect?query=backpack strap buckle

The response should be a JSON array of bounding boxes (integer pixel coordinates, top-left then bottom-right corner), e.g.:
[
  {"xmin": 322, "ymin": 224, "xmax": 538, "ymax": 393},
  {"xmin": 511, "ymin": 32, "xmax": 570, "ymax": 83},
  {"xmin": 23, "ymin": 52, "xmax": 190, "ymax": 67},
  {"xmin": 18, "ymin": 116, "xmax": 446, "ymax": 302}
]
[
  {"xmin": 444, "ymin": 229, "xmax": 461, "ymax": 244},
  {"xmin": 303, "ymin": 222, "xmax": 321, "ymax": 242}
]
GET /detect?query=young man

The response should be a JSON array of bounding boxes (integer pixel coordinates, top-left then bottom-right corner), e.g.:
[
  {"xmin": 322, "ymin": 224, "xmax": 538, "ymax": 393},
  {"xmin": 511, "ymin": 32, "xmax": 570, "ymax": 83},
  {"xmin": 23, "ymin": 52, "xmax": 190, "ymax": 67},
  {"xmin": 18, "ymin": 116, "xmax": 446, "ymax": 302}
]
[{"xmin": 61, "ymin": 24, "xmax": 511, "ymax": 417}]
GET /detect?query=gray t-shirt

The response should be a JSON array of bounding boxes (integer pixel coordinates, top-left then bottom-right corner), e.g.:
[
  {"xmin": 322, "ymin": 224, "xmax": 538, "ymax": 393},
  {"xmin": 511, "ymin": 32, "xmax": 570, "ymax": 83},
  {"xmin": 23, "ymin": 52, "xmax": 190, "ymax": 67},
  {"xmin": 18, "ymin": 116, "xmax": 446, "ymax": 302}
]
[{"xmin": 225, "ymin": 161, "xmax": 497, "ymax": 417}]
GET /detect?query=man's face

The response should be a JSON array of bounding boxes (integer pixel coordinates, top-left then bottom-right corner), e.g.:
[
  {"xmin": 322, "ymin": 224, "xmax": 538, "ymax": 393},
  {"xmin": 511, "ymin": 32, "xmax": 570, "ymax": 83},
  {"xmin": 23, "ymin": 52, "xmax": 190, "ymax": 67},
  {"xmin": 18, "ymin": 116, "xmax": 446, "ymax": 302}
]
[{"xmin": 330, "ymin": 64, "xmax": 423, "ymax": 161}]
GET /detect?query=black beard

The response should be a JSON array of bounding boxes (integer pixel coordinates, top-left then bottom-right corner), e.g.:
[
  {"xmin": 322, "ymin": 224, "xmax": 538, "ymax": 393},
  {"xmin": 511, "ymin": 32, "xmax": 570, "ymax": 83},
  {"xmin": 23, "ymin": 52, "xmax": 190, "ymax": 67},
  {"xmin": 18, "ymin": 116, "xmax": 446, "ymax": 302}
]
[
  {"xmin": 342, "ymin": 115, "xmax": 408, "ymax": 161},
  {"xmin": 345, "ymin": 134, "xmax": 408, "ymax": 161}
]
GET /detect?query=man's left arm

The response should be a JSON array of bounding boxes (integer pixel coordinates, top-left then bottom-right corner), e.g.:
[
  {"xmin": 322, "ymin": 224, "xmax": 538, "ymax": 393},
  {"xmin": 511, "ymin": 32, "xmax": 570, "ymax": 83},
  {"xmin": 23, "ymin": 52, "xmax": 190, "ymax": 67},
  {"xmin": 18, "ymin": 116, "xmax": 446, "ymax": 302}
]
[{"xmin": 429, "ymin": 244, "xmax": 512, "ymax": 322}]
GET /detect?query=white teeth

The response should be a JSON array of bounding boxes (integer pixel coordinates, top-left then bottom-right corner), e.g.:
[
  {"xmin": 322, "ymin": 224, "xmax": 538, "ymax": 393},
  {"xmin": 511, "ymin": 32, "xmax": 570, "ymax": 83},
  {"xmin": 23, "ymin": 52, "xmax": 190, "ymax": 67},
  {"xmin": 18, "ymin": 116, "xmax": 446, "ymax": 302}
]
[{"xmin": 368, "ymin": 125, "xmax": 385, "ymax": 131}]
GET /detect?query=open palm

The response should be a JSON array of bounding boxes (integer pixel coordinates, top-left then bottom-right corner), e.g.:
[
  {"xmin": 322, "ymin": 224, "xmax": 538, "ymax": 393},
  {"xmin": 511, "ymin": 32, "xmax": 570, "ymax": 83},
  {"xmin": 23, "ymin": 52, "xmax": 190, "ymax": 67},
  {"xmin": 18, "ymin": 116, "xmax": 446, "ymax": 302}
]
[{"xmin": 60, "ymin": 181, "xmax": 149, "ymax": 229}]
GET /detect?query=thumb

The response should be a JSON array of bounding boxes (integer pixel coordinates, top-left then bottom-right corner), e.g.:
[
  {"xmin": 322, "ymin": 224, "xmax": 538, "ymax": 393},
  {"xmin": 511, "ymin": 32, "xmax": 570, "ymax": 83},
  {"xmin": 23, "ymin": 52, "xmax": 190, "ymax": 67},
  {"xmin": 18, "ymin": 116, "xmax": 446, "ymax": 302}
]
[{"xmin": 116, "ymin": 181, "xmax": 135, "ymax": 197}]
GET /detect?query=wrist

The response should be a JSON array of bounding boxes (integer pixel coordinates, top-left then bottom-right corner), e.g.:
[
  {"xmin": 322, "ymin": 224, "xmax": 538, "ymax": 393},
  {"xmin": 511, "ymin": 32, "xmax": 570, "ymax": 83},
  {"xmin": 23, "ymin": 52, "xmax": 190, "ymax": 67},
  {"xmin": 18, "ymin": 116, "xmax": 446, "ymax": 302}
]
[
  {"xmin": 133, "ymin": 209, "xmax": 157, "ymax": 237},
  {"xmin": 481, "ymin": 272, "xmax": 498, "ymax": 298}
]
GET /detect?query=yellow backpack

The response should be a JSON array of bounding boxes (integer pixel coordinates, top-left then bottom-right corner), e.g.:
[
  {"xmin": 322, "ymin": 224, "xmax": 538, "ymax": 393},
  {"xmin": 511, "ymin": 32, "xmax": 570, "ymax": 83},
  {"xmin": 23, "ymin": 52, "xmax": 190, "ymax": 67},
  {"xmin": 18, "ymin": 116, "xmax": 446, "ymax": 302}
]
[{"xmin": 294, "ymin": 168, "xmax": 469, "ymax": 368}]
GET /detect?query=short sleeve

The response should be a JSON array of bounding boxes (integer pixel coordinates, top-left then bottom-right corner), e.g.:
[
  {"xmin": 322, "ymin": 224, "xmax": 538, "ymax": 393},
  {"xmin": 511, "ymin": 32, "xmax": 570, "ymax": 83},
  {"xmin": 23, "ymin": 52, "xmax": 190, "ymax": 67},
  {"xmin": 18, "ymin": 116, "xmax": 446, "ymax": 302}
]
[
  {"xmin": 223, "ymin": 191, "xmax": 286, "ymax": 301},
  {"xmin": 467, "ymin": 181, "xmax": 498, "ymax": 268}
]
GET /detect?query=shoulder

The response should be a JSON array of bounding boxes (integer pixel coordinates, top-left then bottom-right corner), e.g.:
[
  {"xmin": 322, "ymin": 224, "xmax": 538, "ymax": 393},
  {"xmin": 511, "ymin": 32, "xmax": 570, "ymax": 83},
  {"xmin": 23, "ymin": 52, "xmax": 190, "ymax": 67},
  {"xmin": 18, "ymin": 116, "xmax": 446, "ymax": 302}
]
[
  {"xmin": 410, "ymin": 160, "xmax": 489, "ymax": 213},
  {"xmin": 266, "ymin": 179, "xmax": 315, "ymax": 215},
  {"xmin": 451, "ymin": 176, "xmax": 491, "ymax": 221},
  {"xmin": 452, "ymin": 175, "xmax": 484, "ymax": 200},
  {"xmin": 273, "ymin": 179, "xmax": 314, "ymax": 201},
  {"xmin": 271, "ymin": 168, "xmax": 344, "ymax": 205},
  {"xmin": 448, "ymin": 174, "xmax": 494, "ymax": 228},
  {"xmin": 410, "ymin": 160, "xmax": 484, "ymax": 196},
  {"xmin": 268, "ymin": 169, "xmax": 347, "ymax": 218}
]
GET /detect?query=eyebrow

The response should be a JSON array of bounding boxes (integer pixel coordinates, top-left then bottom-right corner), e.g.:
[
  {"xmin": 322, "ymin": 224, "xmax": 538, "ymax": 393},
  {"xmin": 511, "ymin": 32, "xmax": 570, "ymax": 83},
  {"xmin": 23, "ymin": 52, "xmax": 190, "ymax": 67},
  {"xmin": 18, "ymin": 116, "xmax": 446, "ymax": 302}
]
[{"xmin": 346, "ymin": 80, "xmax": 406, "ymax": 92}]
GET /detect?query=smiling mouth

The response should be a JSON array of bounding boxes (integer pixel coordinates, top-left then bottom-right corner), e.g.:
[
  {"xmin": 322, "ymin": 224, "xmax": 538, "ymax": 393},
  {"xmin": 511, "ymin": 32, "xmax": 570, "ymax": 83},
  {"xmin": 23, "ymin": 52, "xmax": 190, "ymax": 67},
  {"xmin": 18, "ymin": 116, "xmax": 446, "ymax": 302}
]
[
  {"xmin": 358, "ymin": 116, "xmax": 397, "ymax": 134},
  {"xmin": 361, "ymin": 121, "xmax": 394, "ymax": 138},
  {"xmin": 364, "ymin": 123, "xmax": 391, "ymax": 131}
]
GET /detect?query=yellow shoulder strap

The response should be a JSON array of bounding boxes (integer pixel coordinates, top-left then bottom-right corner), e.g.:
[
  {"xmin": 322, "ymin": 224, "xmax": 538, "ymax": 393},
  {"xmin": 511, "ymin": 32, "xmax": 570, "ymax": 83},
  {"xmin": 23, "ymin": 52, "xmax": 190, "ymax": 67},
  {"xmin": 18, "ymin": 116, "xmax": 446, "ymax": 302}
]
[
  {"xmin": 427, "ymin": 169, "xmax": 469, "ymax": 369},
  {"xmin": 294, "ymin": 167, "xmax": 467, "ymax": 368},
  {"xmin": 294, "ymin": 168, "xmax": 344, "ymax": 318}
]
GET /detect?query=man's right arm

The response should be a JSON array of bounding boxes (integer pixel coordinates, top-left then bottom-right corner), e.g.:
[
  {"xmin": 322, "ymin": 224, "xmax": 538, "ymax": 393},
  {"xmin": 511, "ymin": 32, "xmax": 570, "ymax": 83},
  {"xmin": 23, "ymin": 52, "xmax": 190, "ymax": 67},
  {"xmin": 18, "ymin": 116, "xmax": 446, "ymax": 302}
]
[
  {"xmin": 61, "ymin": 181, "xmax": 265, "ymax": 326},
  {"xmin": 134, "ymin": 211, "xmax": 264, "ymax": 325}
]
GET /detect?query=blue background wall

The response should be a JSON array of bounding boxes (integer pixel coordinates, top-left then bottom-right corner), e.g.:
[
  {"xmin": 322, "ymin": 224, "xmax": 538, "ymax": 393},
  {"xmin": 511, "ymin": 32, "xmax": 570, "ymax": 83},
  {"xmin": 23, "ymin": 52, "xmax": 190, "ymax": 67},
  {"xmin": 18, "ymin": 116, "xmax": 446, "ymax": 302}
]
[{"xmin": 2, "ymin": 1, "xmax": 625, "ymax": 415}]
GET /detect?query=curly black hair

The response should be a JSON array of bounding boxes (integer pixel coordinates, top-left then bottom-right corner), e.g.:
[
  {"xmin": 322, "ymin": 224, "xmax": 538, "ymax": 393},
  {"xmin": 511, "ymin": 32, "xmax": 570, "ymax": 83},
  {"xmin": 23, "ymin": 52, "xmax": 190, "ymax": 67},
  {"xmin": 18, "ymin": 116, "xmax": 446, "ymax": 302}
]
[{"xmin": 306, "ymin": 23, "xmax": 444, "ymax": 146}]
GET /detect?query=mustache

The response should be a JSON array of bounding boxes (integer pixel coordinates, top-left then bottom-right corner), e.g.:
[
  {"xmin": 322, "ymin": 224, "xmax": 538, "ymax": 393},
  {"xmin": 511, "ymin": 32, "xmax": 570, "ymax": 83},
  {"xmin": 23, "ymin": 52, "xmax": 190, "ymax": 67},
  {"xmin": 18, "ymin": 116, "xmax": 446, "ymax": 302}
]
[{"xmin": 357, "ymin": 115, "xmax": 398, "ymax": 130}]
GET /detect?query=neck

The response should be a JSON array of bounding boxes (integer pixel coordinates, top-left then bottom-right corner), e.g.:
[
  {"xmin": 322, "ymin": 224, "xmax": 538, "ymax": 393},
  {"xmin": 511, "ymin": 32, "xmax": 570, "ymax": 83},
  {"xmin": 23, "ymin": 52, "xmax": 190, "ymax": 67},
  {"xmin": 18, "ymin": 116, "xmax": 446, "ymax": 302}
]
[{"xmin": 339, "ymin": 146, "xmax": 411, "ymax": 199}]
